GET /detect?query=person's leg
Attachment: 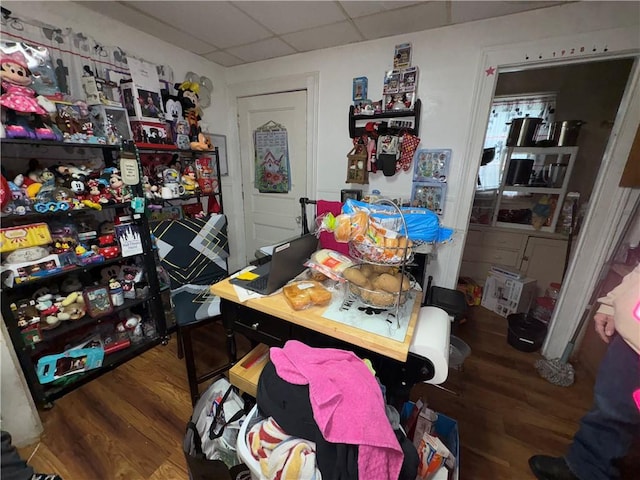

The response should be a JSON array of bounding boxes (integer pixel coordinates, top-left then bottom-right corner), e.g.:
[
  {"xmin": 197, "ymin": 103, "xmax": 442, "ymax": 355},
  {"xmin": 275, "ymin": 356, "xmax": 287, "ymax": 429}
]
[
  {"xmin": 565, "ymin": 334, "xmax": 640, "ymax": 480},
  {"xmin": 1, "ymin": 430, "xmax": 35, "ymax": 480}
]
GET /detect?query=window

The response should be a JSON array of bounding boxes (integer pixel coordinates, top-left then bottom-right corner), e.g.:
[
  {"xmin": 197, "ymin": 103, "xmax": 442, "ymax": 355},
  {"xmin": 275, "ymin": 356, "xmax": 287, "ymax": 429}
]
[{"xmin": 478, "ymin": 93, "xmax": 556, "ymax": 189}]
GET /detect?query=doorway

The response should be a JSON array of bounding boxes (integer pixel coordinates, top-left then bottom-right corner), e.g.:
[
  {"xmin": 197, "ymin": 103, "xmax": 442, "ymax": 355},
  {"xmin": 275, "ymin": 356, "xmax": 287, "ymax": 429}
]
[
  {"xmin": 237, "ymin": 90, "xmax": 308, "ymax": 264},
  {"xmin": 460, "ymin": 56, "xmax": 636, "ymax": 349}
]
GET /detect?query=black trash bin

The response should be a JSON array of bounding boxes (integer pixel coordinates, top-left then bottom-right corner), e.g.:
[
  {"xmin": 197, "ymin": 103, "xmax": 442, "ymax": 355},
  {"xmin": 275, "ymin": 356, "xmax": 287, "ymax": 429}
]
[{"xmin": 507, "ymin": 313, "xmax": 547, "ymax": 352}]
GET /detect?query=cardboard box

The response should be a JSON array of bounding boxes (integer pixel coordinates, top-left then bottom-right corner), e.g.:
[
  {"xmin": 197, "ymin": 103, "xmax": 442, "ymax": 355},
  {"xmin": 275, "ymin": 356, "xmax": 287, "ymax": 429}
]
[{"xmin": 481, "ymin": 269, "xmax": 536, "ymax": 317}]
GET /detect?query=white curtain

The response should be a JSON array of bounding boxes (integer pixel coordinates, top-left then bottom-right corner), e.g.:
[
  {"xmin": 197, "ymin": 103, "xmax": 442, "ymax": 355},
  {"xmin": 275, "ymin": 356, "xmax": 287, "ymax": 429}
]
[{"xmin": 479, "ymin": 93, "xmax": 556, "ymax": 189}]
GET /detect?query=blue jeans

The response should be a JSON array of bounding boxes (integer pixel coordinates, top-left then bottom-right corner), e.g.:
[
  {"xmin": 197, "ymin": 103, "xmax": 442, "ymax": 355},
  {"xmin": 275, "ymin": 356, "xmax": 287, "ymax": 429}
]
[{"xmin": 566, "ymin": 334, "xmax": 640, "ymax": 480}]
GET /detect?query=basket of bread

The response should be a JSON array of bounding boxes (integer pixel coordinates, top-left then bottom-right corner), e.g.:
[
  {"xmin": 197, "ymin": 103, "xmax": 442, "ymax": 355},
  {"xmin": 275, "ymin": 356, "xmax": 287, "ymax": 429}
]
[
  {"xmin": 319, "ymin": 209, "xmax": 414, "ymax": 265},
  {"xmin": 343, "ymin": 264, "xmax": 414, "ymax": 308}
]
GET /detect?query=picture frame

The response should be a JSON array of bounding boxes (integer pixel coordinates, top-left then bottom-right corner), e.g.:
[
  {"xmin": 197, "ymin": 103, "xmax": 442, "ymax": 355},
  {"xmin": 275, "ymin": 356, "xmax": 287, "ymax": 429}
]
[
  {"xmin": 83, "ymin": 286, "xmax": 114, "ymax": 318},
  {"xmin": 206, "ymin": 133, "xmax": 229, "ymax": 176},
  {"xmin": 341, "ymin": 189, "xmax": 363, "ymax": 202}
]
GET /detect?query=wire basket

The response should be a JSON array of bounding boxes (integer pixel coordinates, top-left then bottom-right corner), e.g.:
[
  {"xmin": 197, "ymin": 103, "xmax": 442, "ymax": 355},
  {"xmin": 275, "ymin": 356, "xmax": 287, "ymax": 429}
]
[
  {"xmin": 348, "ymin": 240, "xmax": 414, "ymax": 265},
  {"xmin": 346, "ymin": 266, "xmax": 417, "ymax": 308}
]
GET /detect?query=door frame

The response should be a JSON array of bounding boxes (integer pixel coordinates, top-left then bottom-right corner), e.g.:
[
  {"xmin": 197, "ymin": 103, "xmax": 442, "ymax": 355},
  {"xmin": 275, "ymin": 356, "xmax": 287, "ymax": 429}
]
[
  {"xmin": 455, "ymin": 26, "xmax": 640, "ymax": 358},
  {"xmin": 226, "ymin": 72, "xmax": 319, "ymax": 271}
]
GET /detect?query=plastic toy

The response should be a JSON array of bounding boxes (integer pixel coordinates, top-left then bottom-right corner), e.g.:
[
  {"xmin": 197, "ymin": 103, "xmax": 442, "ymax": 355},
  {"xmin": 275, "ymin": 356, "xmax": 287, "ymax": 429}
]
[
  {"xmin": 0, "ymin": 51, "xmax": 57, "ymax": 140},
  {"xmin": 36, "ymin": 347, "xmax": 104, "ymax": 384}
]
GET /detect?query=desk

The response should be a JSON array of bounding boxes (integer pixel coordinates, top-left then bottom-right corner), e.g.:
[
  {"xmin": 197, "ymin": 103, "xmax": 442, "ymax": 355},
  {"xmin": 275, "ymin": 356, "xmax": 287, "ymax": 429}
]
[{"xmin": 210, "ymin": 277, "xmax": 421, "ymax": 363}]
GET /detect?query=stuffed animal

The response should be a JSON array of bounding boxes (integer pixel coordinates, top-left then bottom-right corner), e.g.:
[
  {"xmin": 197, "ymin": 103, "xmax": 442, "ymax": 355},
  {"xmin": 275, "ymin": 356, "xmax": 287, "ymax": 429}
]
[
  {"xmin": 0, "ymin": 51, "xmax": 57, "ymax": 140},
  {"xmin": 175, "ymin": 81, "xmax": 201, "ymax": 142}
]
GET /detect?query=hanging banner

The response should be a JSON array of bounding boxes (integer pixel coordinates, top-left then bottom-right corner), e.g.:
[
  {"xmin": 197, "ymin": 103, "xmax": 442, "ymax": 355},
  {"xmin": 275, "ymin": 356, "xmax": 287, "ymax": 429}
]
[{"xmin": 254, "ymin": 121, "xmax": 291, "ymax": 193}]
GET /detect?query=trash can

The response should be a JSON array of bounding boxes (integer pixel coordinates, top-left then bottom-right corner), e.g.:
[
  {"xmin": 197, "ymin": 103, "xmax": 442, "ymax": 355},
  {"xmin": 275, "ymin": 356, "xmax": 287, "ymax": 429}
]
[{"xmin": 507, "ymin": 313, "xmax": 547, "ymax": 352}]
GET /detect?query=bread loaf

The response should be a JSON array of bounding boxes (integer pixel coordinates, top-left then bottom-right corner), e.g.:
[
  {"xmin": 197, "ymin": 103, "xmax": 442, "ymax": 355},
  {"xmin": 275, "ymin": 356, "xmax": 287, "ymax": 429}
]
[{"xmin": 283, "ymin": 281, "xmax": 332, "ymax": 310}]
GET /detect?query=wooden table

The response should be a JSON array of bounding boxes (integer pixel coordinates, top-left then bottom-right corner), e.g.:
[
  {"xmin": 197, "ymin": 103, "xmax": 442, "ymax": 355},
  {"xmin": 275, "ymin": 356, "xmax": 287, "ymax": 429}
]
[{"xmin": 210, "ymin": 277, "xmax": 421, "ymax": 363}]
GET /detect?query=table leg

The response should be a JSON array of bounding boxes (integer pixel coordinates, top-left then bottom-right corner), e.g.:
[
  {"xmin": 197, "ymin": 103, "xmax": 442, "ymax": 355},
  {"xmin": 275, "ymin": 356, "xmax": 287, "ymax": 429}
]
[{"xmin": 220, "ymin": 299, "xmax": 238, "ymax": 364}]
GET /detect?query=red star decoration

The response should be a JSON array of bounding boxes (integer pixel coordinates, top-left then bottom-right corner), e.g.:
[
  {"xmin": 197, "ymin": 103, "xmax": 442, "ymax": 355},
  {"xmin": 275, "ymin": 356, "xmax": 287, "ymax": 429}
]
[{"xmin": 485, "ymin": 66, "xmax": 496, "ymax": 76}]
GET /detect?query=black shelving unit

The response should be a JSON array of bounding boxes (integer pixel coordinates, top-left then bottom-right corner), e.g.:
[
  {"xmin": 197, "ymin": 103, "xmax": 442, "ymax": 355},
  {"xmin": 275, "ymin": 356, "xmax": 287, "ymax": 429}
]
[
  {"xmin": 349, "ymin": 98, "xmax": 421, "ymax": 138},
  {"xmin": 137, "ymin": 146, "xmax": 224, "ymax": 214},
  {"xmin": 0, "ymin": 139, "xmax": 168, "ymax": 408}
]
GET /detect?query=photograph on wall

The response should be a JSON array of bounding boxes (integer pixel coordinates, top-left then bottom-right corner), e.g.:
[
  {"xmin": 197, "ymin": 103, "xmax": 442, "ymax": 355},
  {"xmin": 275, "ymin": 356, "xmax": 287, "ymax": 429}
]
[
  {"xmin": 413, "ymin": 149, "xmax": 451, "ymax": 184},
  {"xmin": 207, "ymin": 133, "xmax": 229, "ymax": 176}
]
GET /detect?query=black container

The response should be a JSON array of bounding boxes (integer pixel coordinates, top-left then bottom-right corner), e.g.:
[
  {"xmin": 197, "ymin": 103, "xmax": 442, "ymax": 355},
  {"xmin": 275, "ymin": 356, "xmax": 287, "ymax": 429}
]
[
  {"xmin": 505, "ymin": 158, "xmax": 534, "ymax": 185},
  {"xmin": 506, "ymin": 117, "xmax": 543, "ymax": 147},
  {"xmin": 507, "ymin": 313, "xmax": 547, "ymax": 352}
]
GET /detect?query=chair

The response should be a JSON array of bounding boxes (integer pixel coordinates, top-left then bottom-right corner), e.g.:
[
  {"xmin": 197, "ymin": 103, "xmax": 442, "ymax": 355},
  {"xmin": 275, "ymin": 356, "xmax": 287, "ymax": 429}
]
[
  {"xmin": 299, "ymin": 197, "xmax": 350, "ymax": 255},
  {"xmin": 151, "ymin": 215, "xmax": 231, "ymax": 406}
]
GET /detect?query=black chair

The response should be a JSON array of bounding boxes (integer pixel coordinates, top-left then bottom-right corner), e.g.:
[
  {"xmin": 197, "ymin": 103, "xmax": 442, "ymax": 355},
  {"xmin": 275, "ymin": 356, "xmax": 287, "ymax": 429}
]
[{"xmin": 151, "ymin": 215, "xmax": 231, "ymax": 406}]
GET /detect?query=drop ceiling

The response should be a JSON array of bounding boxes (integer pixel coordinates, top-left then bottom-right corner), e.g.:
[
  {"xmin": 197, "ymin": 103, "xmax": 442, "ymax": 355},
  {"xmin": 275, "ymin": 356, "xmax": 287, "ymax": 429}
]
[{"xmin": 78, "ymin": 1, "xmax": 566, "ymax": 67}]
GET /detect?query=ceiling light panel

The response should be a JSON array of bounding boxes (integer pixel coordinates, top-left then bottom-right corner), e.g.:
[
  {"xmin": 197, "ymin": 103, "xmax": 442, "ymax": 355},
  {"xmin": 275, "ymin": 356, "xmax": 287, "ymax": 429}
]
[
  {"xmin": 125, "ymin": 1, "xmax": 272, "ymax": 49},
  {"xmin": 235, "ymin": 1, "xmax": 347, "ymax": 34},
  {"xmin": 450, "ymin": 1, "xmax": 562, "ymax": 24}
]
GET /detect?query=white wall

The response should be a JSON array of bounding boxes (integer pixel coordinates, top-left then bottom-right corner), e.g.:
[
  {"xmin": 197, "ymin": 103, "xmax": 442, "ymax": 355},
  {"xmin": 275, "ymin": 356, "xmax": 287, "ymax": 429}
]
[
  {"xmin": 1, "ymin": 0, "xmax": 233, "ymax": 444},
  {"xmin": 1, "ymin": 319, "xmax": 42, "ymax": 446},
  {"xmin": 224, "ymin": 1, "xmax": 640, "ymax": 285}
]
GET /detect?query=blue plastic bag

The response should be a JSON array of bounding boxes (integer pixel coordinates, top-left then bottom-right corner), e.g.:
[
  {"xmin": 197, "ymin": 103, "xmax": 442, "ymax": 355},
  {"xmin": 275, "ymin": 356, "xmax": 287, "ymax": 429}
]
[{"xmin": 342, "ymin": 199, "xmax": 454, "ymax": 243}]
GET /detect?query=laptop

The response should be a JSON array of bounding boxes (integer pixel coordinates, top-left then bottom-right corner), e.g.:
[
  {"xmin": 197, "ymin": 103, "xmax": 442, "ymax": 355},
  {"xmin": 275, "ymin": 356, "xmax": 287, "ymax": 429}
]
[{"xmin": 230, "ymin": 233, "xmax": 318, "ymax": 295}]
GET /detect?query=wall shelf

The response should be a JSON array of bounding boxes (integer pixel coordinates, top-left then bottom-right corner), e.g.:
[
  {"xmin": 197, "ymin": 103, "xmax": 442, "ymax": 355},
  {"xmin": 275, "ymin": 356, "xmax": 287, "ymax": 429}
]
[{"xmin": 349, "ymin": 99, "xmax": 421, "ymax": 138}]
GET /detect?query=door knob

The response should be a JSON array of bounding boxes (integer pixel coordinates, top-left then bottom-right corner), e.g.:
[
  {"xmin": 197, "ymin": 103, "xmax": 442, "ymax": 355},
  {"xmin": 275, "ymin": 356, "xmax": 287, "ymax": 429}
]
[
  {"xmin": 295, "ymin": 215, "xmax": 302, "ymax": 225},
  {"xmin": 251, "ymin": 322, "xmax": 260, "ymax": 330}
]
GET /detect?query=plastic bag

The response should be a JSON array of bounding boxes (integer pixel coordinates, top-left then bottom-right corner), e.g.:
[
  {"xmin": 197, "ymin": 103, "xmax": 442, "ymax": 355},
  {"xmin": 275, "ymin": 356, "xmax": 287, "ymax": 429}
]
[{"xmin": 342, "ymin": 199, "xmax": 453, "ymax": 243}]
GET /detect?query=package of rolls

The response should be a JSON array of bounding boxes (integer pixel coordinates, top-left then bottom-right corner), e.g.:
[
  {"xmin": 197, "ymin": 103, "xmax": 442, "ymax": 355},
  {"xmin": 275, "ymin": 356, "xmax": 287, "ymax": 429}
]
[
  {"xmin": 318, "ymin": 198, "xmax": 454, "ymax": 265},
  {"xmin": 343, "ymin": 264, "xmax": 414, "ymax": 308}
]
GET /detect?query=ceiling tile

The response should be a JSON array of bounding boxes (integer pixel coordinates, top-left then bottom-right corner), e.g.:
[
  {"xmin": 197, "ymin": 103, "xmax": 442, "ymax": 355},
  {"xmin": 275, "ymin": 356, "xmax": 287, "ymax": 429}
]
[
  {"xmin": 201, "ymin": 51, "xmax": 245, "ymax": 67},
  {"xmin": 451, "ymin": 1, "xmax": 565, "ymax": 24},
  {"xmin": 125, "ymin": 1, "xmax": 272, "ymax": 49},
  {"xmin": 236, "ymin": 1, "xmax": 347, "ymax": 34},
  {"xmin": 226, "ymin": 38, "xmax": 297, "ymax": 63},
  {"xmin": 282, "ymin": 21, "xmax": 363, "ymax": 52},
  {"xmin": 79, "ymin": 1, "xmax": 216, "ymax": 54},
  {"xmin": 340, "ymin": 1, "xmax": 423, "ymax": 19},
  {"xmin": 354, "ymin": 2, "xmax": 449, "ymax": 40}
]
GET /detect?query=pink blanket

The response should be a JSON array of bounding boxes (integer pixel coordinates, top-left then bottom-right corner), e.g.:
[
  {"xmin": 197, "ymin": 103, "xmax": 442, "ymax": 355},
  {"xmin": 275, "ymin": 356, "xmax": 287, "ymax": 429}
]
[{"xmin": 270, "ymin": 340, "xmax": 403, "ymax": 480}]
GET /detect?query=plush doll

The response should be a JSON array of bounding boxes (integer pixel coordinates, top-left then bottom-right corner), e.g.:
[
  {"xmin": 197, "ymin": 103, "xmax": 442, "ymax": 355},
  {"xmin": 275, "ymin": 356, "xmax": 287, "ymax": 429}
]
[
  {"xmin": 0, "ymin": 51, "xmax": 56, "ymax": 140},
  {"xmin": 175, "ymin": 81, "xmax": 201, "ymax": 141}
]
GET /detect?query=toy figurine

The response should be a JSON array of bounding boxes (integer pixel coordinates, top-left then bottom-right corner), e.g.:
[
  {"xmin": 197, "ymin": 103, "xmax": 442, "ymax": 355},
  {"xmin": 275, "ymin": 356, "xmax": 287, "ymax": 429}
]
[
  {"xmin": 0, "ymin": 51, "xmax": 57, "ymax": 140},
  {"xmin": 181, "ymin": 164, "xmax": 197, "ymax": 192},
  {"xmin": 107, "ymin": 170, "xmax": 132, "ymax": 203}
]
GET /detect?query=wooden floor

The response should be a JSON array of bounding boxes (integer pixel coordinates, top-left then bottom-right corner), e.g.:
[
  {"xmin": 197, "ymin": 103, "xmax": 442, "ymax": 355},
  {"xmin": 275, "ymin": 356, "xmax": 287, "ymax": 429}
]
[{"xmin": 17, "ymin": 307, "xmax": 611, "ymax": 479}]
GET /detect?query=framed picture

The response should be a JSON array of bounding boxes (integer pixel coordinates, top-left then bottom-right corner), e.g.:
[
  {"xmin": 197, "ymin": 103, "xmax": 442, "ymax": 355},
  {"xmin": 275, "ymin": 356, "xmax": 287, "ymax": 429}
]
[
  {"xmin": 83, "ymin": 286, "xmax": 114, "ymax": 318},
  {"xmin": 341, "ymin": 189, "xmax": 363, "ymax": 202},
  {"xmin": 206, "ymin": 133, "xmax": 229, "ymax": 176}
]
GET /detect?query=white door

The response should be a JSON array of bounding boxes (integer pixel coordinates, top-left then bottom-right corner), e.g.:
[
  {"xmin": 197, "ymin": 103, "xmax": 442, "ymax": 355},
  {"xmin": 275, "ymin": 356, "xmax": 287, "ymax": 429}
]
[{"xmin": 238, "ymin": 90, "xmax": 308, "ymax": 263}]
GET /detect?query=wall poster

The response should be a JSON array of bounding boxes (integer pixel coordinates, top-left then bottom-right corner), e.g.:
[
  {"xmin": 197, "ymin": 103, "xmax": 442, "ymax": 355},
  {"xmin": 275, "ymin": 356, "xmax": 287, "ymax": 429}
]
[{"xmin": 254, "ymin": 121, "xmax": 291, "ymax": 193}]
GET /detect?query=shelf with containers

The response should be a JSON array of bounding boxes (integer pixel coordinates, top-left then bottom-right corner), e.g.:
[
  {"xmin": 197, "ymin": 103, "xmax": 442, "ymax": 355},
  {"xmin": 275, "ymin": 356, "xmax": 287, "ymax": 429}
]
[
  {"xmin": 0, "ymin": 139, "xmax": 168, "ymax": 408},
  {"xmin": 137, "ymin": 147, "xmax": 223, "ymax": 220},
  {"xmin": 472, "ymin": 146, "xmax": 578, "ymax": 233}
]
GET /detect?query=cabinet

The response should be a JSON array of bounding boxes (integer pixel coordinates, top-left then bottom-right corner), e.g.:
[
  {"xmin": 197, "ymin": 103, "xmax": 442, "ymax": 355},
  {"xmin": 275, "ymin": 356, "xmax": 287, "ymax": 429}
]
[
  {"xmin": 460, "ymin": 225, "xmax": 568, "ymax": 297},
  {"xmin": 472, "ymin": 146, "xmax": 578, "ymax": 233},
  {"xmin": 0, "ymin": 139, "xmax": 168, "ymax": 408}
]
